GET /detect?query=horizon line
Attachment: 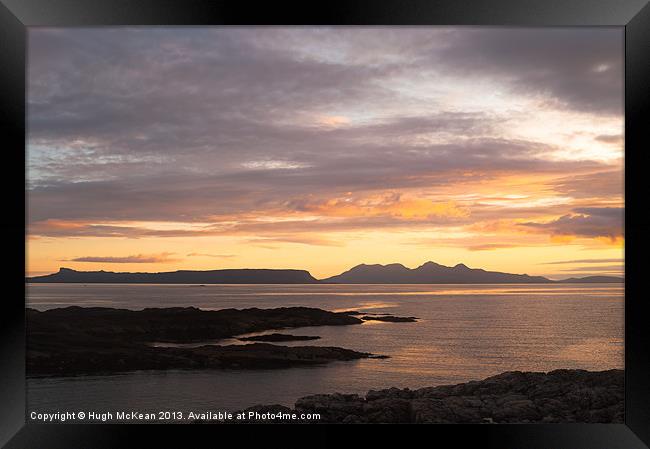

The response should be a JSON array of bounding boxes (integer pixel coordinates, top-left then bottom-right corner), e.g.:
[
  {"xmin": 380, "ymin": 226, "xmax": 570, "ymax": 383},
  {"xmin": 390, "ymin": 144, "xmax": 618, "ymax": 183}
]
[{"xmin": 26, "ymin": 261, "xmax": 625, "ymax": 282}]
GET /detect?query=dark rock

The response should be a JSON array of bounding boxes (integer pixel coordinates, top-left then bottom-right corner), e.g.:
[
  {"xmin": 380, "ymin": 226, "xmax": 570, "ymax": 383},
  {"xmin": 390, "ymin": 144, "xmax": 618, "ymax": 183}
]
[
  {"xmin": 28, "ymin": 342, "xmax": 377, "ymax": 376},
  {"xmin": 366, "ymin": 387, "xmax": 414, "ymax": 401},
  {"xmin": 241, "ymin": 369, "xmax": 624, "ymax": 424},
  {"xmin": 361, "ymin": 315, "xmax": 418, "ymax": 322},
  {"xmin": 295, "ymin": 393, "xmax": 366, "ymax": 422},
  {"xmin": 28, "ymin": 306, "xmax": 361, "ymax": 344},
  {"xmin": 27, "ymin": 306, "xmax": 375, "ymax": 376},
  {"xmin": 238, "ymin": 333, "xmax": 320, "ymax": 342},
  {"xmin": 362, "ymin": 398, "xmax": 412, "ymax": 423}
]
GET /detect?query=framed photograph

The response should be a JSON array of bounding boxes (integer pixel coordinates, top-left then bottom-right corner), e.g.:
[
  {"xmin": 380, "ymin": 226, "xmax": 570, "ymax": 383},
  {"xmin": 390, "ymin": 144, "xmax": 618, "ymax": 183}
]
[{"xmin": 2, "ymin": 0, "xmax": 649, "ymax": 447}]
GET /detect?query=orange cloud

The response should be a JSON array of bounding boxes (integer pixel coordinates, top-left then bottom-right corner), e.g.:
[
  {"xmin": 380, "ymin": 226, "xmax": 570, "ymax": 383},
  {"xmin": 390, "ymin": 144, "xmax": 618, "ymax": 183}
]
[
  {"xmin": 595, "ymin": 236, "xmax": 625, "ymax": 246},
  {"xmin": 317, "ymin": 115, "xmax": 350, "ymax": 127},
  {"xmin": 467, "ymin": 243, "xmax": 519, "ymax": 251},
  {"xmin": 467, "ymin": 219, "xmax": 522, "ymax": 234},
  {"xmin": 300, "ymin": 194, "xmax": 470, "ymax": 220},
  {"xmin": 550, "ymin": 235, "xmax": 575, "ymax": 244}
]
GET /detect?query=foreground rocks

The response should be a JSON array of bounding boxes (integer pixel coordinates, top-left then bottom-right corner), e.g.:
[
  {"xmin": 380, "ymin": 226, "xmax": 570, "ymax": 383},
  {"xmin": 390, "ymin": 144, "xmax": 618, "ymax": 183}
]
[
  {"xmin": 27, "ymin": 306, "xmax": 377, "ymax": 376},
  {"xmin": 238, "ymin": 369, "xmax": 623, "ymax": 423}
]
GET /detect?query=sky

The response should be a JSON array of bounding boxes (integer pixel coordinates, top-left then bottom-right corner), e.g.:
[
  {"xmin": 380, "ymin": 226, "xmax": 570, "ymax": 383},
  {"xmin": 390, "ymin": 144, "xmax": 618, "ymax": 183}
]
[{"xmin": 27, "ymin": 27, "xmax": 624, "ymax": 279}]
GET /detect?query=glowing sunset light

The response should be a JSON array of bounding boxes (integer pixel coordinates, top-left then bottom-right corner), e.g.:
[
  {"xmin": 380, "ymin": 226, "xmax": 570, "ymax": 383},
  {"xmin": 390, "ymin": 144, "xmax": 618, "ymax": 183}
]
[
  {"xmin": 27, "ymin": 27, "xmax": 623, "ymax": 280},
  {"xmin": 317, "ymin": 115, "xmax": 351, "ymax": 127}
]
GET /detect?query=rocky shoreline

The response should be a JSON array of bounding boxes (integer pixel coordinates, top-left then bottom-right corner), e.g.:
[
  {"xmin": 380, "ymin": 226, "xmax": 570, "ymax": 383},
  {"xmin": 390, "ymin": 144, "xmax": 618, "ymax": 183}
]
[
  {"xmin": 27, "ymin": 306, "xmax": 386, "ymax": 376},
  {"xmin": 233, "ymin": 369, "xmax": 623, "ymax": 423}
]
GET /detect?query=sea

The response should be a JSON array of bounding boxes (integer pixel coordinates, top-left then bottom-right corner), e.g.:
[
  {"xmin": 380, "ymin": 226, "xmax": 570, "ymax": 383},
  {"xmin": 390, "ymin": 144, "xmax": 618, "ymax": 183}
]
[{"xmin": 26, "ymin": 283, "xmax": 624, "ymax": 415}]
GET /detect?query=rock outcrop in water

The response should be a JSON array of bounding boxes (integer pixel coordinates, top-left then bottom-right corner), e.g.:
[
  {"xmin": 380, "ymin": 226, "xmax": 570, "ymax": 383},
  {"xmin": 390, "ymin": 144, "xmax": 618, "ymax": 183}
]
[
  {"xmin": 29, "ymin": 343, "xmax": 379, "ymax": 375},
  {"xmin": 234, "ymin": 369, "xmax": 623, "ymax": 423},
  {"xmin": 27, "ymin": 306, "xmax": 379, "ymax": 376},
  {"xmin": 28, "ymin": 306, "xmax": 362, "ymax": 342},
  {"xmin": 239, "ymin": 333, "xmax": 321, "ymax": 342},
  {"xmin": 360, "ymin": 315, "xmax": 418, "ymax": 322}
]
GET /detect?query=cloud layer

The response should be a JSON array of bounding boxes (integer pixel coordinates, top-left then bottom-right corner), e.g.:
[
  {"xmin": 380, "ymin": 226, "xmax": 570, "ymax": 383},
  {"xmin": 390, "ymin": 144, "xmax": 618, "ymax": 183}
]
[
  {"xmin": 27, "ymin": 27, "xmax": 624, "ymax": 276},
  {"xmin": 65, "ymin": 253, "xmax": 178, "ymax": 264}
]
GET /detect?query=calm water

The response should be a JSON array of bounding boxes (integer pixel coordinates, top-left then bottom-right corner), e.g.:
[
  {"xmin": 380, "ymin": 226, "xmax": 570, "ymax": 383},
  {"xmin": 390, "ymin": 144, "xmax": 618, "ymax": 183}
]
[{"xmin": 26, "ymin": 283, "xmax": 624, "ymax": 414}]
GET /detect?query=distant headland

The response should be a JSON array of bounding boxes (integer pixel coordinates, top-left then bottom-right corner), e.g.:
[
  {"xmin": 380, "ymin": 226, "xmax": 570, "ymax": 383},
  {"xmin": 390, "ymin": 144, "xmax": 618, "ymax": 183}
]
[{"xmin": 26, "ymin": 262, "xmax": 624, "ymax": 284}]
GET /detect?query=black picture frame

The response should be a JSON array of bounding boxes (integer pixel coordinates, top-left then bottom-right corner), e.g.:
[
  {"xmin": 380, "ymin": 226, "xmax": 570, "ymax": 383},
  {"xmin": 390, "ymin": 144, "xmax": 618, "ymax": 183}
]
[{"xmin": 2, "ymin": 1, "xmax": 648, "ymax": 447}]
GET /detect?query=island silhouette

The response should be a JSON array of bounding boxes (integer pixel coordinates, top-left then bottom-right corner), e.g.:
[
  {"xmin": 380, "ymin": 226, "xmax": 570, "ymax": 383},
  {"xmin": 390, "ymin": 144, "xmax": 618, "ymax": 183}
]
[{"xmin": 27, "ymin": 261, "xmax": 623, "ymax": 284}]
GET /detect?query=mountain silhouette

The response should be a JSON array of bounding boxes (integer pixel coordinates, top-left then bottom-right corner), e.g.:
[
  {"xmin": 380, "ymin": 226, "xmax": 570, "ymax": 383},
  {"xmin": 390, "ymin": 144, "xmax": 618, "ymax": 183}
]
[
  {"xmin": 321, "ymin": 261, "xmax": 554, "ymax": 284},
  {"xmin": 27, "ymin": 263, "xmax": 624, "ymax": 284}
]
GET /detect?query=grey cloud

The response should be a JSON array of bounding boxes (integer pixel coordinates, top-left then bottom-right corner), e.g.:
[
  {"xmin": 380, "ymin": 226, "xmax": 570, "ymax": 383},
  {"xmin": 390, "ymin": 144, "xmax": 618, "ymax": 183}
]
[
  {"xmin": 551, "ymin": 170, "xmax": 623, "ymax": 199},
  {"xmin": 64, "ymin": 252, "xmax": 178, "ymax": 263},
  {"xmin": 595, "ymin": 134, "xmax": 623, "ymax": 145},
  {"xmin": 246, "ymin": 236, "xmax": 345, "ymax": 247},
  {"xmin": 34, "ymin": 223, "xmax": 193, "ymax": 239},
  {"xmin": 30, "ymin": 223, "xmax": 216, "ymax": 239},
  {"xmin": 542, "ymin": 258, "xmax": 623, "ymax": 265},
  {"xmin": 559, "ymin": 265, "xmax": 623, "ymax": 273},
  {"xmin": 520, "ymin": 207, "xmax": 623, "ymax": 240},
  {"xmin": 437, "ymin": 28, "xmax": 623, "ymax": 115},
  {"xmin": 28, "ymin": 29, "xmax": 389, "ymax": 146}
]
